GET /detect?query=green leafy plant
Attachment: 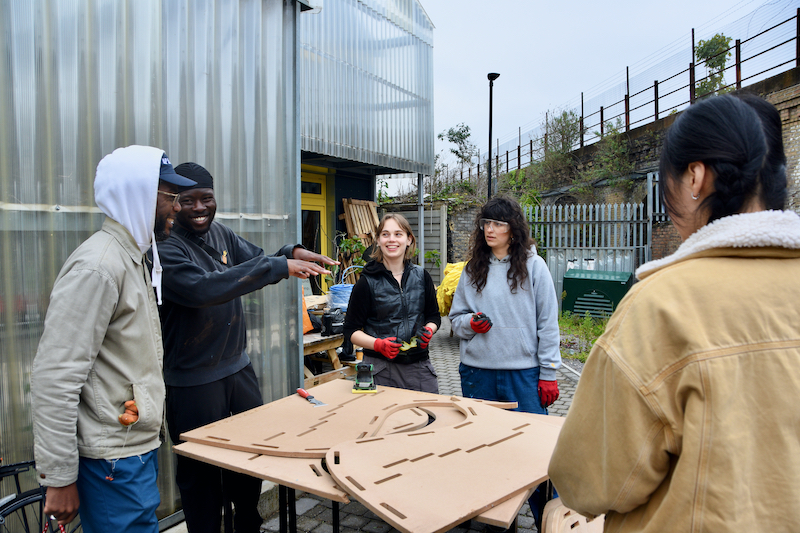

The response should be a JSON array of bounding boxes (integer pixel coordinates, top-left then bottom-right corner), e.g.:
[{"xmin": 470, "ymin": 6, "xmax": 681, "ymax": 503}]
[
  {"xmin": 377, "ymin": 178, "xmax": 390, "ymax": 205},
  {"xmin": 695, "ymin": 33, "xmax": 733, "ymax": 99},
  {"xmin": 577, "ymin": 118, "xmax": 633, "ymax": 188},
  {"xmin": 338, "ymin": 236, "xmax": 367, "ymax": 265},
  {"xmin": 424, "ymin": 249, "xmax": 441, "ymax": 268},
  {"xmin": 437, "ymin": 123, "xmax": 477, "ymax": 170},
  {"xmin": 558, "ymin": 310, "xmax": 608, "ymax": 363}
]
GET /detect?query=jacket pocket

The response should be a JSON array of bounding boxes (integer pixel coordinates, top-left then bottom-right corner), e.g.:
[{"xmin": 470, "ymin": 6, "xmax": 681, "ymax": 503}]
[{"xmin": 131, "ymin": 382, "xmax": 162, "ymax": 434}]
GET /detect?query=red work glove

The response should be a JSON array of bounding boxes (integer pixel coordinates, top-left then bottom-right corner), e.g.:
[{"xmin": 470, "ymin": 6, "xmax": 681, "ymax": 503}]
[
  {"xmin": 417, "ymin": 326, "xmax": 434, "ymax": 349},
  {"xmin": 538, "ymin": 380, "xmax": 559, "ymax": 408},
  {"xmin": 470, "ymin": 312, "xmax": 493, "ymax": 334},
  {"xmin": 373, "ymin": 337, "xmax": 402, "ymax": 359}
]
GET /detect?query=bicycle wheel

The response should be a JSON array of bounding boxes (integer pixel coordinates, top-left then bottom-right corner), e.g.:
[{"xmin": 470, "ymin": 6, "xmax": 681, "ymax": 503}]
[{"xmin": 0, "ymin": 489, "xmax": 82, "ymax": 533}]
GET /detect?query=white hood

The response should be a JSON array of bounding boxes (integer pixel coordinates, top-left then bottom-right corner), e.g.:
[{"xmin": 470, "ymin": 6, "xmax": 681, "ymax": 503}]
[
  {"xmin": 95, "ymin": 145, "xmax": 168, "ymax": 303},
  {"xmin": 94, "ymin": 145, "xmax": 163, "ymax": 254}
]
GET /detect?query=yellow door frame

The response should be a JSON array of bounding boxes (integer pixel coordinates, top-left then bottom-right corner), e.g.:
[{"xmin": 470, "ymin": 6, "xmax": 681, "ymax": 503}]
[{"xmin": 301, "ymin": 165, "xmax": 334, "ymax": 291}]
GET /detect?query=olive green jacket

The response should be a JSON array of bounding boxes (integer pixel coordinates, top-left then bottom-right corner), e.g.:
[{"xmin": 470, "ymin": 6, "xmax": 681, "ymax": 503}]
[{"xmin": 549, "ymin": 210, "xmax": 800, "ymax": 532}]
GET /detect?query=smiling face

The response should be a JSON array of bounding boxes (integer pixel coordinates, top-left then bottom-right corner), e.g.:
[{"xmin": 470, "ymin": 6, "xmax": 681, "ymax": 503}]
[
  {"xmin": 155, "ymin": 182, "xmax": 182, "ymax": 242},
  {"xmin": 377, "ymin": 218, "xmax": 412, "ymax": 262},
  {"xmin": 176, "ymin": 187, "xmax": 217, "ymax": 235}
]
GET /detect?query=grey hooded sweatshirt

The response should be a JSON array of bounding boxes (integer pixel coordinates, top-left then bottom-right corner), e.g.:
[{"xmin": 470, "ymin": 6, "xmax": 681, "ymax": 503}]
[
  {"xmin": 32, "ymin": 146, "xmax": 167, "ymax": 487},
  {"xmin": 449, "ymin": 251, "xmax": 561, "ymax": 381}
]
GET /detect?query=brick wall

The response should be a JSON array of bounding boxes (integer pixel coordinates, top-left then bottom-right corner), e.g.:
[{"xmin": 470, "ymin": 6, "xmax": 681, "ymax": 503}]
[
  {"xmin": 651, "ymin": 223, "xmax": 682, "ymax": 260},
  {"xmin": 763, "ymin": 82, "xmax": 800, "ymax": 213},
  {"xmin": 448, "ymin": 205, "xmax": 480, "ymax": 263}
]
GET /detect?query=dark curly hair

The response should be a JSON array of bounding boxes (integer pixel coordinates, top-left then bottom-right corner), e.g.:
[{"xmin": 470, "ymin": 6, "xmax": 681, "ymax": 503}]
[
  {"xmin": 464, "ymin": 196, "xmax": 534, "ymax": 293},
  {"xmin": 659, "ymin": 94, "xmax": 786, "ymax": 224}
]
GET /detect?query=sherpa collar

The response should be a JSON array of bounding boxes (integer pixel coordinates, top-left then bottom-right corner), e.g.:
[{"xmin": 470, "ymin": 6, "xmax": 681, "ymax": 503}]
[{"xmin": 636, "ymin": 210, "xmax": 800, "ymax": 280}]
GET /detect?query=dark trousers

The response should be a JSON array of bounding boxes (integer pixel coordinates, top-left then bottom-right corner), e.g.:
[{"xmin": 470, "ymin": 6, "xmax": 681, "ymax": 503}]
[{"xmin": 167, "ymin": 364, "xmax": 264, "ymax": 533}]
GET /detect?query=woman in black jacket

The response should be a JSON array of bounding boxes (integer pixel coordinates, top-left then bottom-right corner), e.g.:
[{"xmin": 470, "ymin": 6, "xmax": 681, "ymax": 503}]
[{"xmin": 343, "ymin": 213, "xmax": 441, "ymax": 392}]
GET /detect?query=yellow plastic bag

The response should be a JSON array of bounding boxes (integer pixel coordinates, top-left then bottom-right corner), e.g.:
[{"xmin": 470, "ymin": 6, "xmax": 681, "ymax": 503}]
[{"xmin": 436, "ymin": 262, "xmax": 465, "ymax": 316}]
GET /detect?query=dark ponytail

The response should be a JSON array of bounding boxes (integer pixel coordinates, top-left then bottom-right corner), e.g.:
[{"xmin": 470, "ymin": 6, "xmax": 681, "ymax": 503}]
[
  {"xmin": 659, "ymin": 94, "xmax": 786, "ymax": 223},
  {"xmin": 737, "ymin": 93, "xmax": 787, "ymax": 210}
]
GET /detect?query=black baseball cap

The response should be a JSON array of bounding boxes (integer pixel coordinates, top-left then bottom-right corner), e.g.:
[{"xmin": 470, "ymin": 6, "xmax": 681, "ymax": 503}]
[{"xmin": 159, "ymin": 153, "xmax": 197, "ymax": 187}]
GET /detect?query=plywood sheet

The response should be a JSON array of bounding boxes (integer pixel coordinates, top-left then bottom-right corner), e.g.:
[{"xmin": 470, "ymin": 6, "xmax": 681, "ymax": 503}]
[
  {"xmin": 181, "ymin": 380, "xmax": 515, "ymax": 459},
  {"xmin": 474, "ymin": 488, "xmax": 533, "ymax": 528},
  {"xmin": 173, "ymin": 442, "xmax": 350, "ymax": 502},
  {"xmin": 325, "ymin": 401, "xmax": 565, "ymax": 533},
  {"xmin": 181, "ymin": 380, "xmax": 469, "ymax": 458}
]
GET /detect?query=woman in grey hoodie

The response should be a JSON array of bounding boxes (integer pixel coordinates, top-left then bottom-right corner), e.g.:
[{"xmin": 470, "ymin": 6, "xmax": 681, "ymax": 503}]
[{"xmin": 449, "ymin": 195, "xmax": 561, "ymax": 530}]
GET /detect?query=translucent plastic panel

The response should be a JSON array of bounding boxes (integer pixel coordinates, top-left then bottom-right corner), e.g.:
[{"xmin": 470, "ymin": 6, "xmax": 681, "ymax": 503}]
[
  {"xmin": 299, "ymin": 0, "xmax": 434, "ymax": 174},
  {"xmin": 1, "ymin": 0, "xmax": 303, "ymax": 518}
]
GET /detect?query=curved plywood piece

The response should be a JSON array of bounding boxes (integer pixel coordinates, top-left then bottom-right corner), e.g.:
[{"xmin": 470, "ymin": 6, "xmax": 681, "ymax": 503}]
[
  {"xmin": 325, "ymin": 400, "xmax": 564, "ymax": 533},
  {"xmin": 180, "ymin": 380, "xmax": 468, "ymax": 458},
  {"xmin": 173, "ymin": 441, "xmax": 349, "ymax": 502}
]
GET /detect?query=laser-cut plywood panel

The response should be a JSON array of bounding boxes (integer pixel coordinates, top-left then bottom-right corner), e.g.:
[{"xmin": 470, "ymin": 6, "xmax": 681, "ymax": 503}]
[
  {"xmin": 174, "ymin": 441, "xmax": 350, "ymax": 502},
  {"xmin": 326, "ymin": 401, "xmax": 565, "ymax": 533},
  {"xmin": 180, "ymin": 380, "xmax": 465, "ymax": 457}
]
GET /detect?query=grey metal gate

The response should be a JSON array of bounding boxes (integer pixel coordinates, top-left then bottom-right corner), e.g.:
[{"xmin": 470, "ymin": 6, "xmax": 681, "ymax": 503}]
[{"xmin": 525, "ymin": 201, "xmax": 650, "ymax": 309}]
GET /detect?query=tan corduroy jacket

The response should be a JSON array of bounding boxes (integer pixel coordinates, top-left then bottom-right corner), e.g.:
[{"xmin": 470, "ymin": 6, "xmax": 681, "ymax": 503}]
[{"xmin": 548, "ymin": 210, "xmax": 800, "ymax": 533}]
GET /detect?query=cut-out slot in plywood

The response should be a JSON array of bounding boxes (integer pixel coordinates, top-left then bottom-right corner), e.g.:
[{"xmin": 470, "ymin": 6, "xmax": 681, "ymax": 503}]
[
  {"xmin": 326, "ymin": 402, "xmax": 565, "ymax": 533},
  {"xmin": 180, "ymin": 380, "xmax": 497, "ymax": 458},
  {"xmin": 541, "ymin": 498, "xmax": 605, "ymax": 533}
]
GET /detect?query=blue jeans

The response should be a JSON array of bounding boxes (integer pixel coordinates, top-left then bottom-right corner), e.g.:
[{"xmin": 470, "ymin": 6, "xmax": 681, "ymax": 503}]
[
  {"xmin": 76, "ymin": 449, "xmax": 160, "ymax": 533},
  {"xmin": 458, "ymin": 364, "xmax": 547, "ymax": 414},
  {"xmin": 458, "ymin": 364, "xmax": 554, "ymax": 529}
]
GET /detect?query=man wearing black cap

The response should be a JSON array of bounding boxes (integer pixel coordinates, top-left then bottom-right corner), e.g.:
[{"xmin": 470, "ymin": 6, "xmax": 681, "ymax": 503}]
[
  {"xmin": 31, "ymin": 146, "xmax": 196, "ymax": 533},
  {"xmin": 154, "ymin": 162, "xmax": 337, "ymax": 533}
]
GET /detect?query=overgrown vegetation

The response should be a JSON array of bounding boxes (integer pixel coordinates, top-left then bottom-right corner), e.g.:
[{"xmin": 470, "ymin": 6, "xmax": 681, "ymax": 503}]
[
  {"xmin": 498, "ymin": 109, "xmax": 580, "ymax": 197},
  {"xmin": 578, "ymin": 119, "xmax": 634, "ymax": 187},
  {"xmin": 558, "ymin": 311, "xmax": 608, "ymax": 362},
  {"xmin": 695, "ymin": 33, "xmax": 733, "ymax": 99}
]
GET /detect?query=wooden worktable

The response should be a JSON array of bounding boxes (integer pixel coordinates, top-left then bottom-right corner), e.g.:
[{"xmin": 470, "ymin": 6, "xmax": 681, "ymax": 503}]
[
  {"xmin": 175, "ymin": 379, "xmax": 564, "ymax": 533},
  {"xmin": 301, "ymin": 332, "xmax": 355, "ymax": 388}
]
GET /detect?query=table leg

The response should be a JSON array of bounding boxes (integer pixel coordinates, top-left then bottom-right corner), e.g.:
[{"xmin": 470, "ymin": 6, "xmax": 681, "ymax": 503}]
[
  {"xmin": 333, "ymin": 501, "xmax": 339, "ymax": 533},
  {"xmin": 327, "ymin": 348, "xmax": 342, "ymax": 369},
  {"xmin": 288, "ymin": 487, "xmax": 297, "ymax": 533},
  {"xmin": 279, "ymin": 485, "xmax": 287, "ymax": 533}
]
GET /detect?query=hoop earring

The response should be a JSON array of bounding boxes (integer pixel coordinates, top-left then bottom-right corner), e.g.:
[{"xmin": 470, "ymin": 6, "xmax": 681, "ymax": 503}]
[{"xmin": 691, "ymin": 193, "xmax": 699, "ymax": 200}]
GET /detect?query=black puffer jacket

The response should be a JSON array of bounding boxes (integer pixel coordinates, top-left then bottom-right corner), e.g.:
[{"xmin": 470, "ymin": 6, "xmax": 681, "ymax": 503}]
[{"xmin": 343, "ymin": 260, "xmax": 441, "ymax": 364}]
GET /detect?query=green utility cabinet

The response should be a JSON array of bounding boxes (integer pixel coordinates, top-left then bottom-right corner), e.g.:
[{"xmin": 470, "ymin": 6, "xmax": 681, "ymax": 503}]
[{"xmin": 562, "ymin": 269, "xmax": 633, "ymax": 318}]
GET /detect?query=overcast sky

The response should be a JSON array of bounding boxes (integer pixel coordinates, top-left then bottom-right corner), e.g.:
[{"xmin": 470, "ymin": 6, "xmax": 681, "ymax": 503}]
[{"xmin": 387, "ymin": 0, "xmax": 790, "ymax": 193}]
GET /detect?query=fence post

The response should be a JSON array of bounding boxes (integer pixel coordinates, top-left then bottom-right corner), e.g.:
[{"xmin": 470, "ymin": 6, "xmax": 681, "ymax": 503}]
[
  {"xmin": 689, "ymin": 62, "xmax": 696, "ymax": 104},
  {"xmin": 530, "ymin": 139, "xmax": 533, "ymax": 166},
  {"xmin": 505, "ymin": 151, "xmax": 509, "ymax": 174},
  {"xmin": 797, "ymin": 8, "xmax": 799, "ymax": 68},
  {"xmin": 580, "ymin": 92, "xmax": 585, "ymax": 149},
  {"xmin": 736, "ymin": 39, "xmax": 741, "ymax": 89},
  {"xmin": 600, "ymin": 106, "xmax": 604, "ymax": 137},
  {"xmin": 518, "ymin": 144, "xmax": 521, "ymax": 170},
  {"xmin": 654, "ymin": 80, "xmax": 659, "ymax": 121},
  {"xmin": 625, "ymin": 67, "xmax": 630, "ymax": 132},
  {"xmin": 624, "ymin": 94, "xmax": 630, "ymax": 132}
]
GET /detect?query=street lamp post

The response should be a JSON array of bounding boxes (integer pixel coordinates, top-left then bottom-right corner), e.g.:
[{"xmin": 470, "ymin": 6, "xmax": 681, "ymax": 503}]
[{"xmin": 487, "ymin": 73, "xmax": 500, "ymax": 199}]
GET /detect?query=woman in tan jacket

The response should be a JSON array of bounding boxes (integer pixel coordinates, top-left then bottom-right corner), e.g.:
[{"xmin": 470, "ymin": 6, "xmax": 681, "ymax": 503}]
[{"xmin": 548, "ymin": 94, "xmax": 800, "ymax": 532}]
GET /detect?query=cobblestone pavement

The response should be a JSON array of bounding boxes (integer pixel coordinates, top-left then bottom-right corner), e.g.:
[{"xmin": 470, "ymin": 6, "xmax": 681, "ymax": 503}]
[{"xmin": 260, "ymin": 318, "xmax": 580, "ymax": 533}]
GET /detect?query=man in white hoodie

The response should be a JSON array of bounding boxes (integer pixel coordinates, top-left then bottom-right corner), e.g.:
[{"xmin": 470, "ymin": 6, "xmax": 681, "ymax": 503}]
[{"xmin": 31, "ymin": 146, "xmax": 196, "ymax": 533}]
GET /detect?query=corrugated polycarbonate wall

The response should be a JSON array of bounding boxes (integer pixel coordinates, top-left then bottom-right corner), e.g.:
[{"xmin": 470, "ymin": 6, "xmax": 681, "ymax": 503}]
[
  {"xmin": 299, "ymin": 0, "xmax": 434, "ymax": 175},
  {"xmin": 0, "ymin": 0, "xmax": 302, "ymax": 518}
]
